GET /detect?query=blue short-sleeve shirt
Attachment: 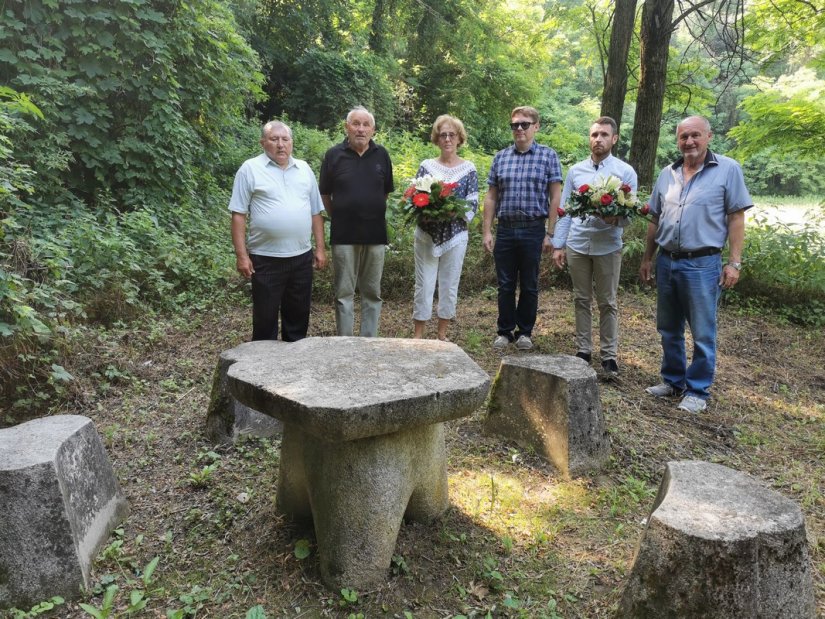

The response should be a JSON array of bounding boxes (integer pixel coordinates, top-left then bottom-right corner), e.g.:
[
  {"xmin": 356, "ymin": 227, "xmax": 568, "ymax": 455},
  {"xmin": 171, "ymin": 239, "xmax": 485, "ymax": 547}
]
[{"xmin": 649, "ymin": 151, "xmax": 753, "ymax": 252}]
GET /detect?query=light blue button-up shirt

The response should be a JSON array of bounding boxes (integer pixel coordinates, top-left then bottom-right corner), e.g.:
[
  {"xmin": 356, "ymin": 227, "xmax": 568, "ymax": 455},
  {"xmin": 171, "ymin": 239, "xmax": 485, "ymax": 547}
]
[
  {"xmin": 551, "ymin": 155, "xmax": 638, "ymax": 255},
  {"xmin": 649, "ymin": 151, "xmax": 753, "ymax": 252}
]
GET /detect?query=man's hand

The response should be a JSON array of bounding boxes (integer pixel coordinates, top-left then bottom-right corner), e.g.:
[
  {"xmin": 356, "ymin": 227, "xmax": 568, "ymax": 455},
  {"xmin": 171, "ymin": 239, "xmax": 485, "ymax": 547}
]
[
  {"xmin": 483, "ymin": 231, "xmax": 494, "ymax": 254},
  {"xmin": 314, "ymin": 247, "xmax": 327, "ymax": 270},
  {"xmin": 552, "ymin": 248, "xmax": 566, "ymax": 269},
  {"xmin": 542, "ymin": 236, "xmax": 552, "ymax": 254},
  {"xmin": 720, "ymin": 264, "xmax": 740, "ymax": 289},
  {"xmin": 236, "ymin": 254, "xmax": 254, "ymax": 279},
  {"xmin": 639, "ymin": 259, "xmax": 654, "ymax": 285}
]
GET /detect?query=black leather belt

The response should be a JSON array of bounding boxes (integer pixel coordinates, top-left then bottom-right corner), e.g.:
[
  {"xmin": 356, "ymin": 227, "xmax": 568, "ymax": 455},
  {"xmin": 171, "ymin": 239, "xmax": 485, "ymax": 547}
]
[
  {"xmin": 498, "ymin": 218, "xmax": 545, "ymax": 229},
  {"xmin": 659, "ymin": 247, "xmax": 721, "ymax": 260}
]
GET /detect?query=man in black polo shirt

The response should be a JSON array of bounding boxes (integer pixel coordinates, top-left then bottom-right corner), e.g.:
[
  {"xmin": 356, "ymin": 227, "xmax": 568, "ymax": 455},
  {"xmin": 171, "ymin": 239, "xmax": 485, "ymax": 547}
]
[{"xmin": 319, "ymin": 106, "xmax": 394, "ymax": 337}]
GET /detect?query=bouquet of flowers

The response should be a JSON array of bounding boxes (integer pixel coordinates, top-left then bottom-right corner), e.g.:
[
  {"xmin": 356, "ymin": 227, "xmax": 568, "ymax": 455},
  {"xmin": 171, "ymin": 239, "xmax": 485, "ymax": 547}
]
[
  {"xmin": 397, "ymin": 174, "xmax": 467, "ymax": 226},
  {"xmin": 559, "ymin": 174, "xmax": 648, "ymax": 221}
]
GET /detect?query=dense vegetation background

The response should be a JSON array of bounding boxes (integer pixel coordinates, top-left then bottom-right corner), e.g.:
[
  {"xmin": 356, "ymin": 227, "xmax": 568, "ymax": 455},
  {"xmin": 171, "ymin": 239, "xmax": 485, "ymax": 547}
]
[{"xmin": 1, "ymin": 0, "xmax": 824, "ymax": 414}]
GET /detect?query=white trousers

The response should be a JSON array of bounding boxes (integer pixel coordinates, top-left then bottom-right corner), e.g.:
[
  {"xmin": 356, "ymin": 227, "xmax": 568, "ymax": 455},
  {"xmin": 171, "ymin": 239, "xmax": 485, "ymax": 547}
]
[{"xmin": 413, "ymin": 236, "xmax": 467, "ymax": 321}]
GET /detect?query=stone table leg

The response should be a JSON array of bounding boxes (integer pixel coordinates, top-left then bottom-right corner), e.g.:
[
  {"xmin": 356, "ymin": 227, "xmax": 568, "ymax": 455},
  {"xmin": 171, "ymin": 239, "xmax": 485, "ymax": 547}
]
[{"xmin": 278, "ymin": 422, "xmax": 448, "ymax": 589}]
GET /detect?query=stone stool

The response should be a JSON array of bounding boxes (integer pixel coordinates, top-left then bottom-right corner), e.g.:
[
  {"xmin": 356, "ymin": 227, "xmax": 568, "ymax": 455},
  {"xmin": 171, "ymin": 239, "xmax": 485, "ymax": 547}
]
[
  {"xmin": 483, "ymin": 354, "xmax": 609, "ymax": 478},
  {"xmin": 205, "ymin": 340, "xmax": 283, "ymax": 445},
  {"xmin": 226, "ymin": 337, "xmax": 490, "ymax": 589},
  {"xmin": 618, "ymin": 460, "xmax": 815, "ymax": 617},
  {"xmin": 0, "ymin": 415, "xmax": 129, "ymax": 609}
]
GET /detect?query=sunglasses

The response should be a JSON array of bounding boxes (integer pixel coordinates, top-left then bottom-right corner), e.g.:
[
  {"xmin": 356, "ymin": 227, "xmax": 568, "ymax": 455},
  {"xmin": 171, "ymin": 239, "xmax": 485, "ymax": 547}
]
[{"xmin": 510, "ymin": 121, "xmax": 534, "ymax": 131}]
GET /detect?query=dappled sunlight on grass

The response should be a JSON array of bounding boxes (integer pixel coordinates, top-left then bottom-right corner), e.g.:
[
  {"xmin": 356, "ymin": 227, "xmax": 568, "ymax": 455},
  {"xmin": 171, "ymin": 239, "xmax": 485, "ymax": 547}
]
[{"xmin": 449, "ymin": 467, "xmax": 604, "ymax": 546}]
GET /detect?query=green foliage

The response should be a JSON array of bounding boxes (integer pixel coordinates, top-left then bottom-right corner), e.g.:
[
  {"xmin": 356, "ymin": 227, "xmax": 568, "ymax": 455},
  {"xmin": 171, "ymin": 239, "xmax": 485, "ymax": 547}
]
[
  {"xmin": 7, "ymin": 596, "xmax": 65, "ymax": 619},
  {"xmin": 736, "ymin": 210, "xmax": 825, "ymax": 324},
  {"xmin": 740, "ymin": 149, "xmax": 825, "ymax": 196},
  {"xmin": 0, "ymin": 0, "xmax": 262, "ymax": 208},
  {"xmin": 294, "ymin": 539, "xmax": 312, "ymax": 560},
  {"xmin": 339, "ymin": 587, "xmax": 359, "ymax": 605},
  {"xmin": 284, "ymin": 50, "xmax": 397, "ymax": 130},
  {"xmin": 245, "ymin": 605, "xmax": 267, "ymax": 619},
  {"xmin": 729, "ymin": 82, "xmax": 825, "ymax": 162}
]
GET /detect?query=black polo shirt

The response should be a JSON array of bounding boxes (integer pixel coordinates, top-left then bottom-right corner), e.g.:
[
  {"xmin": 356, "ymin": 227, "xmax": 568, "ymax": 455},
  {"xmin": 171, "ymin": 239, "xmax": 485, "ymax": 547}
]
[{"xmin": 319, "ymin": 139, "xmax": 394, "ymax": 245}]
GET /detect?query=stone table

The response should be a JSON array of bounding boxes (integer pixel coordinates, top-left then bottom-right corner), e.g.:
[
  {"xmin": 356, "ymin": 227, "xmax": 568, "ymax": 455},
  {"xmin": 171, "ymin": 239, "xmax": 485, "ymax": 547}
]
[{"xmin": 226, "ymin": 337, "xmax": 490, "ymax": 589}]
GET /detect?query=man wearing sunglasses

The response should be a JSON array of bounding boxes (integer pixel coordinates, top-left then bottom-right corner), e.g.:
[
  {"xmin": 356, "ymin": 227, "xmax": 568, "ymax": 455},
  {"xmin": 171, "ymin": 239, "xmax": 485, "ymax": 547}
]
[{"xmin": 483, "ymin": 106, "xmax": 562, "ymax": 351}]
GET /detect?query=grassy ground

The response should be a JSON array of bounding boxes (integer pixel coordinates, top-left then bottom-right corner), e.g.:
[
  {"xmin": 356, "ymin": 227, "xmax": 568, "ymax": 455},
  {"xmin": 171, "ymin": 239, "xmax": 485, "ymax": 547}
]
[{"xmin": 3, "ymin": 283, "xmax": 824, "ymax": 618}]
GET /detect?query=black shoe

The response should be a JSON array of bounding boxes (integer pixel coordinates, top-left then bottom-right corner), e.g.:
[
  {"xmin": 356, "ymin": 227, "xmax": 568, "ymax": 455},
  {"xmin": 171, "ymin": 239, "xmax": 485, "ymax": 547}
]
[
  {"xmin": 575, "ymin": 351, "xmax": 592, "ymax": 363},
  {"xmin": 601, "ymin": 359, "xmax": 619, "ymax": 375}
]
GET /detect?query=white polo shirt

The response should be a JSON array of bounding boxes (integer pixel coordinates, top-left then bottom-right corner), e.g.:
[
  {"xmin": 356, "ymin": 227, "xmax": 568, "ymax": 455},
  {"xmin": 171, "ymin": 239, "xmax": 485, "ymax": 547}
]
[{"xmin": 228, "ymin": 153, "xmax": 324, "ymax": 257}]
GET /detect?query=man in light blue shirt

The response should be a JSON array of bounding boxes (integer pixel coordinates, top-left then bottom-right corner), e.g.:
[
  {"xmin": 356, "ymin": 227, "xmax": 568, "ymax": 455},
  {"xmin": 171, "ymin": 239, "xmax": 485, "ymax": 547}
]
[
  {"xmin": 640, "ymin": 116, "xmax": 752, "ymax": 413},
  {"xmin": 552, "ymin": 117, "xmax": 637, "ymax": 375},
  {"xmin": 229, "ymin": 121, "xmax": 327, "ymax": 341}
]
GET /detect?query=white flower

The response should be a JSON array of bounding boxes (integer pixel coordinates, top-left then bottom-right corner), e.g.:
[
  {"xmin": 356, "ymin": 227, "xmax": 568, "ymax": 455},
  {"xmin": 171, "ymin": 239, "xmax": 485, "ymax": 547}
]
[{"xmin": 414, "ymin": 174, "xmax": 439, "ymax": 192}]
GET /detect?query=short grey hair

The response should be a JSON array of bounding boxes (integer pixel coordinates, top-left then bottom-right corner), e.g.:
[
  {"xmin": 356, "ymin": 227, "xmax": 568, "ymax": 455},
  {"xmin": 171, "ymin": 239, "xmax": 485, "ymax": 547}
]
[
  {"xmin": 676, "ymin": 116, "xmax": 712, "ymax": 134},
  {"xmin": 261, "ymin": 120, "xmax": 292, "ymax": 139},
  {"xmin": 346, "ymin": 106, "xmax": 375, "ymax": 126}
]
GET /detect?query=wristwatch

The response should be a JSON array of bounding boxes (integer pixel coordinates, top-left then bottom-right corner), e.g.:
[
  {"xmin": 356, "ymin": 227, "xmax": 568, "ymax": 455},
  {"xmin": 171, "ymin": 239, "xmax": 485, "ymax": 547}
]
[{"xmin": 727, "ymin": 261, "xmax": 742, "ymax": 270}]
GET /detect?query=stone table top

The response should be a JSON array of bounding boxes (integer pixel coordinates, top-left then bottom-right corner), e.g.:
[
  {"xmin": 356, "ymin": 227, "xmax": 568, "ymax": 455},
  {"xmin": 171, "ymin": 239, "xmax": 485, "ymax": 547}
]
[{"xmin": 226, "ymin": 337, "xmax": 490, "ymax": 442}]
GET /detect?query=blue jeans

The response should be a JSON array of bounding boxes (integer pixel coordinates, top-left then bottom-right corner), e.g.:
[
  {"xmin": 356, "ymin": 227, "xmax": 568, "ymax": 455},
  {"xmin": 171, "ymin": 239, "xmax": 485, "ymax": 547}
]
[
  {"xmin": 656, "ymin": 253, "xmax": 722, "ymax": 399},
  {"xmin": 493, "ymin": 223, "xmax": 545, "ymax": 338}
]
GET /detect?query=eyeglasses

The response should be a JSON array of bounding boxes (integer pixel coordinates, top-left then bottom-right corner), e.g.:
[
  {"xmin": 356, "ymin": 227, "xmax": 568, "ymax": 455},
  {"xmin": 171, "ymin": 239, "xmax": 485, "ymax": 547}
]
[
  {"xmin": 510, "ymin": 121, "xmax": 534, "ymax": 131},
  {"xmin": 439, "ymin": 132, "xmax": 457, "ymax": 140}
]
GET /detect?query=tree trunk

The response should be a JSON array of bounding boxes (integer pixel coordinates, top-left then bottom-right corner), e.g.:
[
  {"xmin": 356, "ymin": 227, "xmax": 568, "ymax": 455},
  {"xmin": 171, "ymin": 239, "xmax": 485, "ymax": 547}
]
[
  {"xmin": 369, "ymin": 0, "xmax": 391, "ymax": 53},
  {"xmin": 600, "ymin": 0, "xmax": 638, "ymax": 138},
  {"xmin": 629, "ymin": 0, "xmax": 676, "ymax": 189}
]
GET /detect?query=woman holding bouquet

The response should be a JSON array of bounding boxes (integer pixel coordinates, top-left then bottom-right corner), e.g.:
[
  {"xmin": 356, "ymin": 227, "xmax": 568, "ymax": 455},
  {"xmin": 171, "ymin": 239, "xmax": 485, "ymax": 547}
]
[{"xmin": 412, "ymin": 115, "xmax": 479, "ymax": 340}]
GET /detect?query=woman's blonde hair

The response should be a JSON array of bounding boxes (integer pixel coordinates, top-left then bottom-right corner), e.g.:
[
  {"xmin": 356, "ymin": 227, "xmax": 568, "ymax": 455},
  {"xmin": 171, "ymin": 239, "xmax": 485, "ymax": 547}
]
[{"xmin": 430, "ymin": 114, "xmax": 468, "ymax": 147}]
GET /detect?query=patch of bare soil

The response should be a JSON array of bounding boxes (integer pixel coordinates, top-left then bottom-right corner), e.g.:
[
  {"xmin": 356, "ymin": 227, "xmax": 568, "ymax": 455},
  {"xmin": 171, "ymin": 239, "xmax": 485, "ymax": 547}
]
[{"xmin": 6, "ymin": 285, "xmax": 823, "ymax": 618}]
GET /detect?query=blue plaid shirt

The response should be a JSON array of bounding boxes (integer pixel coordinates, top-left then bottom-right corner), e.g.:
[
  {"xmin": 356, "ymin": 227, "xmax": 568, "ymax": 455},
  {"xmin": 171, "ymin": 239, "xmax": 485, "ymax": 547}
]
[{"xmin": 486, "ymin": 142, "xmax": 562, "ymax": 221}]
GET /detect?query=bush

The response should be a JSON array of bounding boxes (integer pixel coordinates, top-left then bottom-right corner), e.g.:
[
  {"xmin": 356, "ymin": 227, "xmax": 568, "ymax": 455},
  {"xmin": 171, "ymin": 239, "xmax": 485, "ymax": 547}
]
[{"xmin": 735, "ymin": 210, "xmax": 825, "ymax": 324}]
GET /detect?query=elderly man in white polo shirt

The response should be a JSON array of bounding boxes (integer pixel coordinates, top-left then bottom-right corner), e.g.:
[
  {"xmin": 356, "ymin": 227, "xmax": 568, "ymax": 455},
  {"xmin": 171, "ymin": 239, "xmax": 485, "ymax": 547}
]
[{"xmin": 229, "ymin": 120, "xmax": 327, "ymax": 341}]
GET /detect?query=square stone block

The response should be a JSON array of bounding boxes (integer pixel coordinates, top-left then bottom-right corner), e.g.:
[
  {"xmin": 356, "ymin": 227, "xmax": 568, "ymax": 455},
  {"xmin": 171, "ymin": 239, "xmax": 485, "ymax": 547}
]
[
  {"xmin": 0, "ymin": 415, "xmax": 129, "ymax": 609},
  {"xmin": 205, "ymin": 340, "xmax": 283, "ymax": 445},
  {"xmin": 484, "ymin": 354, "xmax": 610, "ymax": 478}
]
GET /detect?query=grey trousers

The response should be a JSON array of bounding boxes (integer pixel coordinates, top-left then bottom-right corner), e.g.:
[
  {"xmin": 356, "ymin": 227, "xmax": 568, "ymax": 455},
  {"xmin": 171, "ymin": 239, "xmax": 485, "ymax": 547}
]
[
  {"xmin": 332, "ymin": 244, "xmax": 385, "ymax": 337},
  {"xmin": 566, "ymin": 247, "xmax": 622, "ymax": 360}
]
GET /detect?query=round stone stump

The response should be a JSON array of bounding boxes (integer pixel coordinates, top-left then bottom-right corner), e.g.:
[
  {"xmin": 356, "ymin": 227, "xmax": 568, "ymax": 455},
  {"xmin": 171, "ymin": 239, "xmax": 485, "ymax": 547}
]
[{"xmin": 617, "ymin": 460, "xmax": 815, "ymax": 618}]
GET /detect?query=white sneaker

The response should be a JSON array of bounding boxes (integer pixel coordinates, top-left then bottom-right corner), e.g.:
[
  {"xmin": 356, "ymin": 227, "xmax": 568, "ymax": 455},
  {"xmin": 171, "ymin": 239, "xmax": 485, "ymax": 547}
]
[
  {"xmin": 514, "ymin": 335, "xmax": 534, "ymax": 350},
  {"xmin": 645, "ymin": 383, "xmax": 682, "ymax": 398},
  {"xmin": 493, "ymin": 335, "xmax": 510, "ymax": 350},
  {"xmin": 678, "ymin": 394, "xmax": 707, "ymax": 413}
]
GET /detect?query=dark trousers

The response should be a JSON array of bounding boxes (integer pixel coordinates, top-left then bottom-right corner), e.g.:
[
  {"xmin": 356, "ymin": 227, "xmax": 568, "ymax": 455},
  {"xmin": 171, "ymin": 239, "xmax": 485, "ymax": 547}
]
[
  {"xmin": 250, "ymin": 251, "xmax": 313, "ymax": 342},
  {"xmin": 493, "ymin": 222, "xmax": 545, "ymax": 339}
]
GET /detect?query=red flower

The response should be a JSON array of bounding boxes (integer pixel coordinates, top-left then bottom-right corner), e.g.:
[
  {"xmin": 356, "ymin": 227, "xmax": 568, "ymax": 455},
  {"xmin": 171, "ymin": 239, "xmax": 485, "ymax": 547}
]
[
  {"xmin": 413, "ymin": 193, "xmax": 430, "ymax": 208},
  {"xmin": 640, "ymin": 203, "xmax": 650, "ymax": 215},
  {"xmin": 600, "ymin": 194, "xmax": 613, "ymax": 206},
  {"xmin": 557, "ymin": 207, "xmax": 566, "ymax": 218},
  {"xmin": 439, "ymin": 184, "xmax": 455, "ymax": 198},
  {"xmin": 578, "ymin": 184, "xmax": 591, "ymax": 194},
  {"xmin": 404, "ymin": 186, "xmax": 416, "ymax": 199},
  {"xmin": 620, "ymin": 183, "xmax": 632, "ymax": 194}
]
